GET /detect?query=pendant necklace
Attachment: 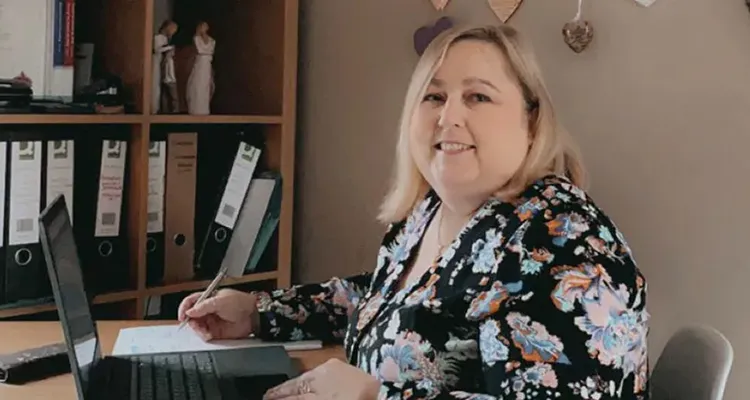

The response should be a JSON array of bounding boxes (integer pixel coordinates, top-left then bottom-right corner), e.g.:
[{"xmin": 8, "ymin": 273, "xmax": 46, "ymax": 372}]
[{"xmin": 436, "ymin": 206, "xmax": 449, "ymax": 255}]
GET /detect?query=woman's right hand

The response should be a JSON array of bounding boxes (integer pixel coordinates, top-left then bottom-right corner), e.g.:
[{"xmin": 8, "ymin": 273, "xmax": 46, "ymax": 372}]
[{"xmin": 177, "ymin": 288, "xmax": 260, "ymax": 341}]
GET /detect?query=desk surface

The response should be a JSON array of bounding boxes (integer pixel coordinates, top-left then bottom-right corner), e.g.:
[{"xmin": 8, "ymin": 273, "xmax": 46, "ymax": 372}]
[{"xmin": 0, "ymin": 320, "xmax": 345, "ymax": 399}]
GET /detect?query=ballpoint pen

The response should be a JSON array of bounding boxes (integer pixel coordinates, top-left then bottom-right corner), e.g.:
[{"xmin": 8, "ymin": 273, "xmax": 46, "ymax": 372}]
[{"xmin": 177, "ymin": 268, "xmax": 228, "ymax": 331}]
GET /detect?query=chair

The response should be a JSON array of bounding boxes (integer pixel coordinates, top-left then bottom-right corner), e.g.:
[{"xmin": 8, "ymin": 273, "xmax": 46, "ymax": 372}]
[{"xmin": 650, "ymin": 325, "xmax": 733, "ymax": 400}]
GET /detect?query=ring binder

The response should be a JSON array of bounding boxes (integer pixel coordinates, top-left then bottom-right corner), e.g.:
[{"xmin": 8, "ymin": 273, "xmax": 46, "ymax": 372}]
[
  {"xmin": 98, "ymin": 241, "xmax": 113, "ymax": 257},
  {"xmin": 13, "ymin": 248, "xmax": 31, "ymax": 266}
]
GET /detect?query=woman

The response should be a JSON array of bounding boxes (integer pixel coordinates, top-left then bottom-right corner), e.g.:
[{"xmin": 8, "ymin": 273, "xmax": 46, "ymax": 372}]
[
  {"xmin": 178, "ymin": 23, "xmax": 650, "ymax": 400},
  {"xmin": 186, "ymin": 21, "xmax": 215, "ymax": 115}
]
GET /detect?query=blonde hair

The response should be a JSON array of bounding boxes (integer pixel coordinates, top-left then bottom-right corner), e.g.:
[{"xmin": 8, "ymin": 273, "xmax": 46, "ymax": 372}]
[{"xmin": 377, "ymin": 23, "xmax": 587, "ymax": 224}]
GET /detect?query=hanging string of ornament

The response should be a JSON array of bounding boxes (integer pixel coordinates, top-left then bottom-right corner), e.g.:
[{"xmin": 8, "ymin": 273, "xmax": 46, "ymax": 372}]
[{"xmin": 562, "ymin": 0, "xmax": 594, "ymax": 53}]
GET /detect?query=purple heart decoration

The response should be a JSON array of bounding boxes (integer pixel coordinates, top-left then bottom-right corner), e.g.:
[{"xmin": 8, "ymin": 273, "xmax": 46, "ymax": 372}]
[{"xmin": 413, "ymin": 16, "xmax": 454, "ymax": 56}]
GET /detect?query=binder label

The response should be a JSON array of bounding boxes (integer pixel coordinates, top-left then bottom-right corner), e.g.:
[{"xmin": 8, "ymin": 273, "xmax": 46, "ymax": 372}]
[
  {"xmin": 214, "ymin": 143, "xmax": 260, "ymax": 229},
  {"xmin": 0, "ymin": 142, "xmax": 6, "ymax": 248},
  {"xmin": 95, "ymin": 140, "xmax": 126, "ymax": 237},
  {"xmin": 9, "ymin": 141, "xmax": 42, "ymax": 246},
  {"xmin": 147, "ymin": 141, "xmax": 166, "ymax": 234},
  {"xmin": 47, "ymin": 139, "xmax": 75, "ymax": 221}
]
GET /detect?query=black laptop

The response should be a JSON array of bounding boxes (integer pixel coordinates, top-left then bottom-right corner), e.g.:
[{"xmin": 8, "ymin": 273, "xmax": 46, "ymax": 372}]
[{"xmin": 38, "ymin": 194, "xmax": 298, "ymax": 399}]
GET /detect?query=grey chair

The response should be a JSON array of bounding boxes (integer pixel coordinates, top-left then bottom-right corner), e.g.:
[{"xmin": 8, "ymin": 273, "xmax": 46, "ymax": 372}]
[{"xmin": 650, "ymin": 325, "xmax": 733, "ymax": 400}]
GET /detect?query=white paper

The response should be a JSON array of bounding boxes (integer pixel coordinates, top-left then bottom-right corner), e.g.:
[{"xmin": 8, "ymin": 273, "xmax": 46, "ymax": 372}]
[
  {"xmin": 214, "ymin": 143, "xmax": 260, "ymax": 229},
  {"xmin": 94, "ymin": 140, "xmax": 126, "ymax": 237},
  {"xmin": 9, "ymin": 141, "xmax": 42, "ymax": 246},
  {"xmin": 147, "ymin": 141, "xmax": 166, "ymax": 234},
  {"xmin": 0, "ymin": 1, "xmax": 48, "ymax": 96},
  {"xmin": 111, "ymin": 324, "xmax": 322, "ymax": 356},
  {"xmin": 0, "ymin": 1, "xmax": 73, "ymax": 97},
  {"xmin": 47, "ymin": 139, "xmax": 75, "ymax": 222}
]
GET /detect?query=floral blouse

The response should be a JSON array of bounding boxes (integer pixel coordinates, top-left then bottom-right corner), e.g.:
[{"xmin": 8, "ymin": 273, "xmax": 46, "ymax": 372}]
[{"xmin": 254, "ymin": 175, "xmax": 650, "ymax": 399}]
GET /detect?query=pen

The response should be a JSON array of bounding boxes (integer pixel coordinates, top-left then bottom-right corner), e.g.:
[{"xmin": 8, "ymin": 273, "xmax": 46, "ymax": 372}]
[{"xmin": 177, "ymin": 268, "xmax": 228, "ymax": 331}]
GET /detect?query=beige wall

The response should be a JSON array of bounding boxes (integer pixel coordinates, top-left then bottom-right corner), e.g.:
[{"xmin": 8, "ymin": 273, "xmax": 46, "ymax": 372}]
[{"xmin": 293, "ymin": 0, "xmax": 750, "ymax": 398}]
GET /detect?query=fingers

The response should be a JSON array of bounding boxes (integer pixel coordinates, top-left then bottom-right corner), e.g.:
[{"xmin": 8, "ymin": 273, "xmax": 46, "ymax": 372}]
[
  {"xmin": 177, "ymin": 292, "xmax": 203, "ymax": 321},
  {"xmin": 185, "ymin": 296, "xmax": 219, "ymax": 319},
  {"xmin": 263, "ymin": 395, "xmax": 315, "ymax": 400},
  {"xmin": 188, "ymin": 319, "xmax": 213, "ymax": 341},
  {"xmin": 190, "ymin": 314, "xmax": 232, "ymax": 342},
  {"xmin": 263, "ymin": 375, "xmax": 315, "ymax": 400},
  {"xmin": 204, "ymin": 314, "xmax": 224, "ymax": 341}
]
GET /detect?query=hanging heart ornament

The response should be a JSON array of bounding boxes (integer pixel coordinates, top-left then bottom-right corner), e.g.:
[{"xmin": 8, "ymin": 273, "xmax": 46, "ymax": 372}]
[
  {"xmin": 562, "ymin": 0, "xmax": 593, "ymax": 53},
  {"xmin": 414, "ymin": 17, "xmax": 454, "ymax": 56},
  {"xmin": 487, "ymin": 0, "xmax": 524, "ymax": 22},
  {"xmin": 562, "ymin": 20, "xmax": 594, "ymax": 53},
  {"xmin": 429, "ymin": 0, "xmax": 450, "ymax": 11}
]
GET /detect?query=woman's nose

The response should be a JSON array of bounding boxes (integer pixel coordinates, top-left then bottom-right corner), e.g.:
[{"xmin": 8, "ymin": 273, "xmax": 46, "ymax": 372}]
[{"xmin": 438, "ymin": 97, "xmax": 465, "ymax": 128}]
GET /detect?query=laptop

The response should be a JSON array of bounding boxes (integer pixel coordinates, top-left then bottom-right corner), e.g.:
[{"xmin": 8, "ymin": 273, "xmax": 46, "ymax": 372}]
[{"xmin": 38, "ymin": 194, "xmax": 299, "ymax": 399}]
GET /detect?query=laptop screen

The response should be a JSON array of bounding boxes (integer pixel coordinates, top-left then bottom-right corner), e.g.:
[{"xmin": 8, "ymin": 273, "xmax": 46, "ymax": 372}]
[{"xmin": 39, "ymin": 195, "xmax": 100, "ymax": 395}]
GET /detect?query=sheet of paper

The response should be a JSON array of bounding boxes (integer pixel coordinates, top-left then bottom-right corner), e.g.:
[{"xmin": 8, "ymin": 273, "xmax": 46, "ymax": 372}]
[{"xmin": 111, "ymin": 324, "xmax": 322, "ymax": 356}]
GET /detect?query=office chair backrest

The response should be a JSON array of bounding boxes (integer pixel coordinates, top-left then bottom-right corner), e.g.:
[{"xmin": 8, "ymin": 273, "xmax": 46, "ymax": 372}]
[{"xmin": 650, "ymin": 325, "xmax": 733, "ymax": 400}]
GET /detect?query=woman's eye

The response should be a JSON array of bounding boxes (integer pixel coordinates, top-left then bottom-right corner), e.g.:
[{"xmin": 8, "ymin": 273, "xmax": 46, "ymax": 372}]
[
  {"xmin": 422, "ymin": 93, "xmax": 444, "ymax": 103},
  {"xmin": 468, "ymin": 93, "xmax": 491, "ymax": 102}
]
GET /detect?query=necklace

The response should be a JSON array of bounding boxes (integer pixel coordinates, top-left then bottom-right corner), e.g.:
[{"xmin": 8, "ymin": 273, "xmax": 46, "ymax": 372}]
[
  {"xmin": 436, "ymin": 206, "xmax": 450, "ymax": 254},
  {"xmin": 436, "ymin": 203, "xmax": 481, "ymax": 254}
]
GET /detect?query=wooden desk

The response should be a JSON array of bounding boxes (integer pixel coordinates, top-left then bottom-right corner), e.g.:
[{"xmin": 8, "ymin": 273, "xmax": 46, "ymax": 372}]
[{"xmin": 0, "ymin": 320, "xmax": 346, "ymax": 400}]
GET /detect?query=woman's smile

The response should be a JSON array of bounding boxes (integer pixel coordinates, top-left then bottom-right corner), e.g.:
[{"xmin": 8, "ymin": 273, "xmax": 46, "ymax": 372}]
[{"xmin": 433, "ymin": 140, "xmax": 476, "ymax": 155}]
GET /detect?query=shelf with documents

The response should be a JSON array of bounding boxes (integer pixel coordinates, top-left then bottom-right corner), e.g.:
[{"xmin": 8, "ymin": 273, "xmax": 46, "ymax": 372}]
[
  {"xmin": 0, "ymin": 114, "xmax": 282, "ymax": 126},
  {"xmin": 145, "ymin": 271, "xmax": 278, "ymax": 297},
  {"xmin": 0, "ymin": 289, "xmax": 139, "ymax": 319},
  {"xmin": 149, "ymin": 115, "xmax": 283, "ymax": 125},
  {"xmin": 0, "ymin": 0, "xmax": 299, "ymax": 320},
  {"xmin": 0, "ymin": 115, "xmax": 145, "ymax": 124},
  {"xmin": 0, "ymin": 269, "xmax": 277, "ymax": 318}
]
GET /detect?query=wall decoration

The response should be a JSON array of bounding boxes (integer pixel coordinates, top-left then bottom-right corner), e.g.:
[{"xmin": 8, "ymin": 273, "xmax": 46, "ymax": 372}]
[
  {"xmin": 414, "ymin": 16, "xmax": 454, "ymax": 56},
  {"xmin": 487, "ymin": 0, "xmax": 524, "ymax": 22},
  {"xmin": 562, "ymin": 0, "xmax": 593, "ymax": 53},
  {"xmin": 429, "ymin": 0, "xmax": 450, "ymax": 11}
]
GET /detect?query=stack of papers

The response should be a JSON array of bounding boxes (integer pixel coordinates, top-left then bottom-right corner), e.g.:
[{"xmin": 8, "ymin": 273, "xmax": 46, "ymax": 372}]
[{"xmin": 111, "ymin": 324, "xmax": 322, "ymax": 356}]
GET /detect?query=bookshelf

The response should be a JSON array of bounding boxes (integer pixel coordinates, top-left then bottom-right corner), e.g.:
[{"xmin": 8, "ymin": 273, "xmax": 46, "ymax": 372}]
[{"xmin": 0, "ymin": 0, "xmax": 299, "ymax": 320}]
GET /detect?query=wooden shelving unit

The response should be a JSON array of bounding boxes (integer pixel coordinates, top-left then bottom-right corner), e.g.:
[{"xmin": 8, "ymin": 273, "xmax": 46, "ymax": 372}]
[
  {"xmin": 150, "ymin": 115, "xmax": 283, "ymax": 125},
  {"xmin": 0, "ymin": 115, "xmax": 145, "ymax": 124},
  {"xmin": 0, "ymin": 0, "xmax": 299, "ymax": 320},
  {"xmin": 0, "ymin": 115, "xmax": 284, "ymax": 125}
]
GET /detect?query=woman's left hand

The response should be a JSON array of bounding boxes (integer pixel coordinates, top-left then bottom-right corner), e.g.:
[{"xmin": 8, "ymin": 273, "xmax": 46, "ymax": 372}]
[{"xmin": 263, "ymin": 358, "xmax": 381, "ymax": 400}]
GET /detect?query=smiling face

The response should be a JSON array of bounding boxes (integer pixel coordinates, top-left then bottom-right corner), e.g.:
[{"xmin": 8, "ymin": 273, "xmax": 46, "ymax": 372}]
[{"xmin": 409, "ymin": 39, "xmax": 531, "ymax": 208}]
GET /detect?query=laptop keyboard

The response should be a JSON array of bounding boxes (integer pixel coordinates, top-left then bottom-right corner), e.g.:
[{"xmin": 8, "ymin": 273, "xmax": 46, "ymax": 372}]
[
  {"xmin": 96, "ymin": 351, "xmax": 289, "ymax": 399},
  {"xmin": 124, "ymin": 353, "xmax": 220, "ymax": 400},
  {"xmin": 143, "ymin": 353, "xmax": 221, "ymax": 400}
]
